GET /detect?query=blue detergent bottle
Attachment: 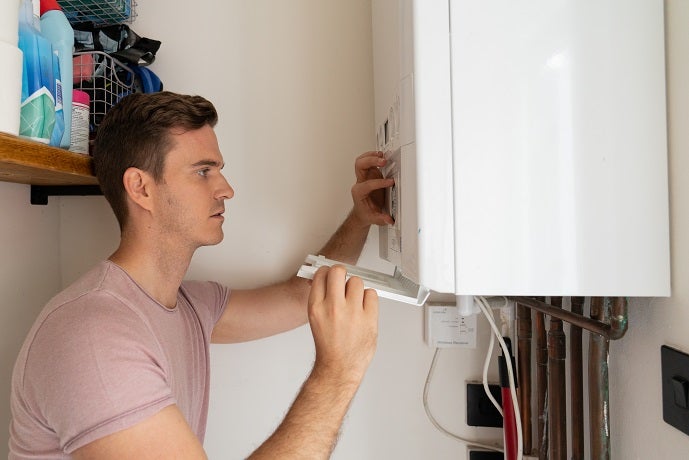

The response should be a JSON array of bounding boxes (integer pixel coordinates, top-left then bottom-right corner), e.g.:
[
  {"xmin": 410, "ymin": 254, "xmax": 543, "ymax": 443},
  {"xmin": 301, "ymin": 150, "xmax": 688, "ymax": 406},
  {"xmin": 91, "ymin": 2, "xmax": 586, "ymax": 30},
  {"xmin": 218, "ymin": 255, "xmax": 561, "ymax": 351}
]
[
  {"xmin": 18, "ymin": 0, "xmax": 55, "ymax": 144},
  {"xmin": 40, "ymin": 0, "xmax": 73, "ymax": 149}
]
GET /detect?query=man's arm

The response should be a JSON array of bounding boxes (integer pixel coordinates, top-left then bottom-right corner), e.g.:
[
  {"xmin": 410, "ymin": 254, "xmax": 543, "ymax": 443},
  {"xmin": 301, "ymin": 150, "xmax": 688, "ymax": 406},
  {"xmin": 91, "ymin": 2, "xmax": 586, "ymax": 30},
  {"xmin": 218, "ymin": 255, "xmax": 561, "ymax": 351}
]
[
  {"xmin": 211, "ymin": 151, "xmax": 393, "ymax": 344},
  {"xmin": 316, "ymin": 149, "xmax": 395, "ymax": 265},
  {"xmin": 71, "ymin": 405, "xmax": 207, "ymax": 460},
  {"xmin": 248, "ymin": 264, "xmax": 379, "ymax": 459}
]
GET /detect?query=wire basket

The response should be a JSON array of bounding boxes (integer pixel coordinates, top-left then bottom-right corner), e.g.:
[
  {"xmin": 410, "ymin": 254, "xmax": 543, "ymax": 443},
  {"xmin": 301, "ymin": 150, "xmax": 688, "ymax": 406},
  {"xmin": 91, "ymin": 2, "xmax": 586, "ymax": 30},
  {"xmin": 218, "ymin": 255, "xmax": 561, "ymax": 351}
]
[
  {"xmin": 57, "ymin": 0, "xmax": 137, "ymax": 26},
  {"xmin": 73, "ymin": 51, "xmax": 135, "ymax": 133}
]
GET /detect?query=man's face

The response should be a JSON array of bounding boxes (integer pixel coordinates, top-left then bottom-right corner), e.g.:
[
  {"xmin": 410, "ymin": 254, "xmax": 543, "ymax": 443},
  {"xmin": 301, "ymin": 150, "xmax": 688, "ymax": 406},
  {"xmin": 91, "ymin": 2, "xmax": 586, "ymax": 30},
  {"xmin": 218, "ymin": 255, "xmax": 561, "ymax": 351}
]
[{"xmin": 152, "ymin": 125, "xmax": 234, "ymax": 249}]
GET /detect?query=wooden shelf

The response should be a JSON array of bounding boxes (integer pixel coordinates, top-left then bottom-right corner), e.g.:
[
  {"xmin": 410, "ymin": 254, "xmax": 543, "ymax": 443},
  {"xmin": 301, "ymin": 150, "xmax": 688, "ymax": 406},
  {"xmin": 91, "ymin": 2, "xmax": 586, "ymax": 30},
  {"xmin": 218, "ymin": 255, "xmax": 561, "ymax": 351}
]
[{"xmin": 0, "ymin": 132, "xmax": 98, "ymax": 186}]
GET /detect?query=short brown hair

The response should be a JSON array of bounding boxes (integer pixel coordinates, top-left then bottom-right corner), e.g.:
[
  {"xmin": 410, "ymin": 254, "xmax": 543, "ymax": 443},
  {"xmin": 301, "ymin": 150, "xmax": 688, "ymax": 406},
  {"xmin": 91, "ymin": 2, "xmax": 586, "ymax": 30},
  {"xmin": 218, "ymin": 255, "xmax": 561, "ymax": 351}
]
[{"xmin": 93, "ymin": 91, "xmax": 218, "ymax": 230}]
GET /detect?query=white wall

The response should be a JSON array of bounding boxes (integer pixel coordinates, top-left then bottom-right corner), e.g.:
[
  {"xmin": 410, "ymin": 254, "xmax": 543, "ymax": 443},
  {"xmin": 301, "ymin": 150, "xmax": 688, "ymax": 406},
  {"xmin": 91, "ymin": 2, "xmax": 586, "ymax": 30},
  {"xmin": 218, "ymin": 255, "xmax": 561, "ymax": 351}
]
[
  {"xmin": 4, "ymin": 0, "xmax": 689, "ymax": 459},
  {"xmin": 0, "ymin": 182, "xmax": 62, "ymax": 455},
  {"xmin": 609, "ymin": 1, "xmax": 689, "ymax": 457}
]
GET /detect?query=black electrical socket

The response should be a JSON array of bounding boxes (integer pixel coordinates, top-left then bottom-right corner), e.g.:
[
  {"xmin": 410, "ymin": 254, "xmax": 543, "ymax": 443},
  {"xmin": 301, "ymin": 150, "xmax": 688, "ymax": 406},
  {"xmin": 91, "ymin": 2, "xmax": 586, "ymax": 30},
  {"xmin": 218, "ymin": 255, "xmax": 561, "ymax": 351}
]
[
  {"xmin": 661, "ymin": 345, "xmax": 689, "ymax": 436},
  {"xmin": 468, "ymin": 451, "xmax": 503, "ymax": 460},
  {"xmin": 467, "ymin": 382, "xmax": 503, "ymax": 428}
]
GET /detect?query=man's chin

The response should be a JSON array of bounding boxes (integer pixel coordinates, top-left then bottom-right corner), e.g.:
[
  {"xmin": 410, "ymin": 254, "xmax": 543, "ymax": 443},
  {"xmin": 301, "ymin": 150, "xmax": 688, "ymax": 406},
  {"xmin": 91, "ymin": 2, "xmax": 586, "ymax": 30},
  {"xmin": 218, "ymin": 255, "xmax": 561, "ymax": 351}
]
[{"xmin": 201, "ymin": 231, "xmax": 224, "ymax": 247}]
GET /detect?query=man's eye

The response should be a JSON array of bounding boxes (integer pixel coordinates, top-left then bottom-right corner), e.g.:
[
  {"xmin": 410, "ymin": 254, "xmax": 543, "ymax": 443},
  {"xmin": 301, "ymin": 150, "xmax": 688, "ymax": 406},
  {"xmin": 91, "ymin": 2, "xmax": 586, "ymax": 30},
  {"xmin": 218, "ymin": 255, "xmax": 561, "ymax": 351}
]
[{"xmin": 197, "ymin": 168, "xmax": 210, "ymax": 177}]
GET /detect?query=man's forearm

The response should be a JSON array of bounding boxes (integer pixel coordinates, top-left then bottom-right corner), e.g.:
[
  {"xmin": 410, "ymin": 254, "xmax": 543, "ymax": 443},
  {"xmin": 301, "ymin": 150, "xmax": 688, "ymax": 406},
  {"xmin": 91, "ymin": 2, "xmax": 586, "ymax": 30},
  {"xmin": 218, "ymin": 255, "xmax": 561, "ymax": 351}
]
[
  {"xmin": 248, "ymin": 366, "xmax": 361, "ymax": 459},
  {"xmin": 318, "ymin": 210, "xmax": 370, "ymax": 265}
]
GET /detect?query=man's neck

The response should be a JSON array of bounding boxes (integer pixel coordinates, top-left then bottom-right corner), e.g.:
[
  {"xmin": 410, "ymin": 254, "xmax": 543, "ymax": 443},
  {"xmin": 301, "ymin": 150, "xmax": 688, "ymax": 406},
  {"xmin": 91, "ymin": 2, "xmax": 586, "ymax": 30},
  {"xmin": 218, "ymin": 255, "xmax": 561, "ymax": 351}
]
[{"xmin": 109, "ymin": 233, "xmax": 194, "ymax": 309}]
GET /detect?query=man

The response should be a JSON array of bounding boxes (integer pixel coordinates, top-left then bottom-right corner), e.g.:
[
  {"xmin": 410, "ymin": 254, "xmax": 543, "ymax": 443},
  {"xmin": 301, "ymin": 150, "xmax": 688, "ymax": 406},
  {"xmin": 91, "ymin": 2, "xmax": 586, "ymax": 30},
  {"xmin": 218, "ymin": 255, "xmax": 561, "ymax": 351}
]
[{"xmin": 9, "ymin": 91, "xmax": 395, "ymax": 459}]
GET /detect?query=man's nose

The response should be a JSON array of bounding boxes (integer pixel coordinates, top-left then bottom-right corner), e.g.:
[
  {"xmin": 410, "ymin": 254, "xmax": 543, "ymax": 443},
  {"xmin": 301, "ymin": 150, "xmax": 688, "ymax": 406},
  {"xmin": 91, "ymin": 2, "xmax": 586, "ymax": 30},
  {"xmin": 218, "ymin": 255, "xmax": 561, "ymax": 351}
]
[{"xmin": 216, "ymin": 174, "xmax": 234, "ymax": 200}]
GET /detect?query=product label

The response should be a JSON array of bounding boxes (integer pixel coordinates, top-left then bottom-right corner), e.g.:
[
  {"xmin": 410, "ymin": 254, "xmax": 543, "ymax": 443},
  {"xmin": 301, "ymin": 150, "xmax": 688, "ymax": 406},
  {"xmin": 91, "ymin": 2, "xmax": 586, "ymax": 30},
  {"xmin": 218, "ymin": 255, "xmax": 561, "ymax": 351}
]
[
  {"xmin": 55, "ymin": 79, "xmax": 63, "ymax": 110},
  {"xmin": 69, "ymin": 102, "xmax": 90, "ymax": 154},
  {"xmin": 19, "ymin": 88, "xmax": 55, "ymax": 143}
]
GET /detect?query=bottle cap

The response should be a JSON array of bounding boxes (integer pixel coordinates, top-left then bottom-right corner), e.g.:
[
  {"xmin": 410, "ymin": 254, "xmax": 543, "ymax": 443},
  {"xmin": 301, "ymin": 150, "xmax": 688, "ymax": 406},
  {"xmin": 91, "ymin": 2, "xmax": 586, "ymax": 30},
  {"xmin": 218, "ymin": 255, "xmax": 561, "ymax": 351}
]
[
  {"xmin": 72, "ymin": 90, "xmax": 90, "ymax": 105},
  {"xmin": 40, "ymin": 0, "xmax": 62, "ymax": 15}
]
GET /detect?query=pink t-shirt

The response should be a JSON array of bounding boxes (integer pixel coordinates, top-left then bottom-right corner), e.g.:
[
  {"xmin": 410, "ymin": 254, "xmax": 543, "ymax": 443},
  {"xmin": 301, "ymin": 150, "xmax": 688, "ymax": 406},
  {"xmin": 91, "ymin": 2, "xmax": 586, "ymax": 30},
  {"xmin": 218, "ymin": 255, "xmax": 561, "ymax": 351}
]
[{"xmin": 9, "ymin": 261, "xmax": 230, "ymax": 458}]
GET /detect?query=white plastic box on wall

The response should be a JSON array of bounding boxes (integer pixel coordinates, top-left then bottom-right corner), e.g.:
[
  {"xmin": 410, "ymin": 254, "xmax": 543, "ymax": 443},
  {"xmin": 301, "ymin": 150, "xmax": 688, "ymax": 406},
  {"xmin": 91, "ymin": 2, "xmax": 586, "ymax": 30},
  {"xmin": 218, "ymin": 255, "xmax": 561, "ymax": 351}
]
[{"xmin": 302, "ymin": 0, "xmax": 670, "ymax": 303}]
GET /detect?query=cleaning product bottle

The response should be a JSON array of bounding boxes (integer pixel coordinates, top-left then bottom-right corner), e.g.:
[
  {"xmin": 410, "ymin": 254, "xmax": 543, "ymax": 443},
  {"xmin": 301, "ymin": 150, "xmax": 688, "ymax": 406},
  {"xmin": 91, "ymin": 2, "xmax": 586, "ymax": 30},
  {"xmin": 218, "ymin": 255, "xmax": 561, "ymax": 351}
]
[
  {"xmin": 40, "ymin": 0, "xmax": 73, "ymax": 149},
  {"xmin": 18, "ymin": 0, "xmax": 55, "ymax": 144},
  {"xmin": 48, "ymin": 49, "xmax": 64, "ymax": 147},
  {"xmin": 70, "ymin": 89, "xmax": 89, "ymax": 154}
]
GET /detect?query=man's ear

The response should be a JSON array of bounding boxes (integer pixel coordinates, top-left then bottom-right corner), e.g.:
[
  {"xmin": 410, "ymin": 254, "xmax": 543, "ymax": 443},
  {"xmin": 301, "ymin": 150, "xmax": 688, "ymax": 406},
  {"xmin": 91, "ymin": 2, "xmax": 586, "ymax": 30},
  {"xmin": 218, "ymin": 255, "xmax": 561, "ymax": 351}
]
[{"xmin": 122, "ymin": 167, "xmax": 155, "ymax": 211}]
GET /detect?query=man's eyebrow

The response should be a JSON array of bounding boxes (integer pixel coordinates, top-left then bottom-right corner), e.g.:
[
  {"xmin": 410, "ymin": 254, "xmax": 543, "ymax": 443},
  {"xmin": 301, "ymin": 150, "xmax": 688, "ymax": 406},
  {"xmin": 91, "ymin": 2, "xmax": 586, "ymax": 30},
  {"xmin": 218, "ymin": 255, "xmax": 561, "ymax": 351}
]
[{"xmin": 190, "ymin": 159, "xmax": 225, "ymax": 169}]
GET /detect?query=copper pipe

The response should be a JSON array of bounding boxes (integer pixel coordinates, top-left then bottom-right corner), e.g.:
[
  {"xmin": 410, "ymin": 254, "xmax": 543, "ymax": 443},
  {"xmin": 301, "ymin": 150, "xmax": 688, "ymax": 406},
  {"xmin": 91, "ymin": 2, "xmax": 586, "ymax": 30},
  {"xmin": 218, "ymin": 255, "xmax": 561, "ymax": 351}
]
[
  {"xmin": 510, "ymin": 296, "xmax": 628, "ymax": 460},
  {"xmin": 547, "ymin": 297, "xmax": 567, "ymax": 460},
  {"xmin": 508, "ymin": 296, "xmax": 627, "ymax": 340},
  {"xmin": 589, "ymin": 297, "xmax": 611, "ymax": 460},
  {"xmin": 570, "ymin": 297, "xmax": 585, "ymax": 460},
  {"xmin": 534, "ymin": 297, "xmax": 548, "ymax": 460},
  {"xmin": 608, "ymin": 297, "xmax": 628, "ymax": 340},
  {"xmin": 517, "ymin": 304, "xmax": 533, "ymax": 455}
]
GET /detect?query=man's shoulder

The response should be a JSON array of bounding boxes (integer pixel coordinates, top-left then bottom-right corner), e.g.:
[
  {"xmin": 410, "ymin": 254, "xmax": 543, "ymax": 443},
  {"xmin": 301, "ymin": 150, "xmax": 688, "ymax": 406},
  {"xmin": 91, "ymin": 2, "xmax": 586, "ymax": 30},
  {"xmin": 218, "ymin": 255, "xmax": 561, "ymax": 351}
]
[
  {"xmin": 43, "ymin": 261, "xmax": 127, "ymax": 312},
  {"xmin": 15, "ymin": 263, "xmax": 153, "ymax": 390},
  {"xmin": 37, "ymin": 261, "xmax": 147, "ymax": 328}
]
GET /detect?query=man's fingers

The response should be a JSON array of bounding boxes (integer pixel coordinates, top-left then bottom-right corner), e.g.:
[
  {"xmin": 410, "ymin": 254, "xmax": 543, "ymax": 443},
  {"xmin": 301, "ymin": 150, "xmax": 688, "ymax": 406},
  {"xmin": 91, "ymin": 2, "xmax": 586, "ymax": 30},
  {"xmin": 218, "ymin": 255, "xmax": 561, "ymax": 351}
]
[
  {"xmin": 345, "ymin": 276, "xmax": 365, "ymax": 306},
  {"xmin": 325, "ymin": 265, "xmax": 348, "ymax": 303},
  {"xmin": 308, "ymin": 266, "xmax": 329, "ymax": 305},
  {"xmin": 351, "ymin": 178, "xmax": 394, "ymax": 200},
  {"xmin": 354, "ymin": 151, "xmax": 385, "ymax": 182},
  {"xmin": 363, "ymin": 288, "xmax": 379, "ymax": 315}
]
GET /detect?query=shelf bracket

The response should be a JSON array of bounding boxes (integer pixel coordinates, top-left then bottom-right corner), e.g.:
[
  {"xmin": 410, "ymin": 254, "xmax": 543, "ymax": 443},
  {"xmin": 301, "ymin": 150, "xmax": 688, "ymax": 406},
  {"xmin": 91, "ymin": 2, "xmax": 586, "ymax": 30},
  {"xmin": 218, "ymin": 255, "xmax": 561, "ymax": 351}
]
[{"xmin": 30, "ymin": 185, "xmax": 103, "ymax": 205}]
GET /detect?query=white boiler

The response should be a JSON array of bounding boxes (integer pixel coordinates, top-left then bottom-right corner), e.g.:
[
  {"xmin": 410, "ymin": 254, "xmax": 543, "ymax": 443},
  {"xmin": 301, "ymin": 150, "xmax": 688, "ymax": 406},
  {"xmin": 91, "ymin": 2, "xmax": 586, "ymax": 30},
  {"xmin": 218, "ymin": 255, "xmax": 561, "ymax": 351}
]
[{"xmin": 301, "ymin": 0, "xmax": 670, "ymax": 303}]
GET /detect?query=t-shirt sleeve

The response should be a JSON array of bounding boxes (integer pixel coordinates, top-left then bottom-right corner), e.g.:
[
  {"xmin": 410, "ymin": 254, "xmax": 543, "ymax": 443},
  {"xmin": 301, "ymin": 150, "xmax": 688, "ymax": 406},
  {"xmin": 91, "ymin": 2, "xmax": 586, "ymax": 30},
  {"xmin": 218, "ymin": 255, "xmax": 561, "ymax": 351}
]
[
  {"xmin": 179, "ymin": 280, "xmax": 231, "ymax": 333},
  {"xmin": 20, "ymin": 292, "xmax": 175, "ymax": 453}
]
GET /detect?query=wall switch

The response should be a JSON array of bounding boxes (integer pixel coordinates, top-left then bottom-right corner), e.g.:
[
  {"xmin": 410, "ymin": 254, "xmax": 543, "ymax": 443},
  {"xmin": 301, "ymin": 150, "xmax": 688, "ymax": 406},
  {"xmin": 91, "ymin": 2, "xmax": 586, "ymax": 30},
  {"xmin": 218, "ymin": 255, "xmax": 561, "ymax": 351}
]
[
  {"xmin": 425, "ymin": 304, "xmax": 477, "ymax": 348},
  {"xmin": 661, "ymin": 345, "xmax": 689, "ymax": 436}
]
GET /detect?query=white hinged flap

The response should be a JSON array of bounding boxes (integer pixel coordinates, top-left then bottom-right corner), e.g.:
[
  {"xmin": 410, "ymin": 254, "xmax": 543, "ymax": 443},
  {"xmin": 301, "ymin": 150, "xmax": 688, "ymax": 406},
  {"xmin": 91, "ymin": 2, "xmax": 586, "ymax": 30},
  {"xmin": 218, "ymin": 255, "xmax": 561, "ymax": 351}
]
[{"xmin": 297, "ymin": 254, "xmax": 430, "ymax": 306}]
